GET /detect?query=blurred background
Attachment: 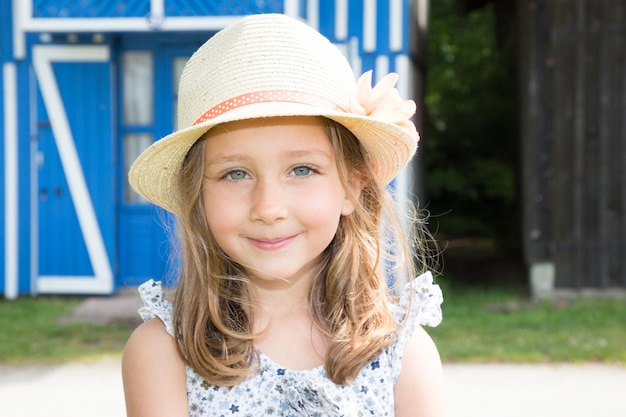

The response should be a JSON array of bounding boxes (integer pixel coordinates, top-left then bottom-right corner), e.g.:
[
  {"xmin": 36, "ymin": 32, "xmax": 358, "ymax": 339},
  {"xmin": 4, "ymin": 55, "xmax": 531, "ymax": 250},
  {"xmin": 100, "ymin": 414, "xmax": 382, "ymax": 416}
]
[
  {"xmin": 1, "ymin": 2, "xmax": 625, "ymax": 416},
  {"xmin": 427, "ymin": 0, "xmax": 626, "ymax": 300},
  {"xmin": 0, "ymin": 0, "xmax": 624, "ymax": 381}
]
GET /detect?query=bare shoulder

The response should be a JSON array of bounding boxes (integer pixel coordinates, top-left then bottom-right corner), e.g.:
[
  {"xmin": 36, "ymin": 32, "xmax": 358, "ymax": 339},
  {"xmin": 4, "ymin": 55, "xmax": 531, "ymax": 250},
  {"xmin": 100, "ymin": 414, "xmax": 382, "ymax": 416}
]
[
  {"xmin": 122, "ymin": 318, "xmax": 189, "ymax": 417},
  {"xmin": 394, "ymin": 326, "xmax": 448, "ymax": 417}
]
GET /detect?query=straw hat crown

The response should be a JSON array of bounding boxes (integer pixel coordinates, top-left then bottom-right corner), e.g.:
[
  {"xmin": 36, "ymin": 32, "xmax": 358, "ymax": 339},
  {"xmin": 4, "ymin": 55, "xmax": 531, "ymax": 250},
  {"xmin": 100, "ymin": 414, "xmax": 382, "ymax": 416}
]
[
  {"xmin": 177, "ymin": 14, "xmax": 356, "ymax": 129},
  {"xmin": 129, "ymin": 13, "xmax": 419, "ymax": 215}
]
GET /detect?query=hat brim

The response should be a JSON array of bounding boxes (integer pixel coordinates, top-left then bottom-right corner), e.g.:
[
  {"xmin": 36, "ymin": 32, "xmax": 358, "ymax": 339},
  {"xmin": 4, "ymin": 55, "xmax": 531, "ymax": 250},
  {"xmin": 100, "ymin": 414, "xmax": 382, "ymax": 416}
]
[{"xmin": 129, "ymin": 103, "xmax": 417, "ymax": 215}]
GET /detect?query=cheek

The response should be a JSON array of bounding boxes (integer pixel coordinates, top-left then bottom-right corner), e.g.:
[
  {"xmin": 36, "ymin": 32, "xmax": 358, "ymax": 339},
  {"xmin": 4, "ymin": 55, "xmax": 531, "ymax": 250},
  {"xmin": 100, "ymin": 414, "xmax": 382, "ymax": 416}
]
[
  {"xmin": 202, "ymin": 189, "xmax": 240, "ymax": 236},
  {"xmin": 297, "ymin": 187, "xmax": 346, "ymax": 229}
]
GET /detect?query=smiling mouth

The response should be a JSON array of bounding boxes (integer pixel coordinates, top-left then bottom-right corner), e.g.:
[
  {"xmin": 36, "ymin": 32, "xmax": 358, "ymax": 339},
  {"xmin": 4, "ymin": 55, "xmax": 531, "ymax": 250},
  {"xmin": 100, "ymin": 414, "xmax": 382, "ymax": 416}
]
[{"xmin": 247, "ymin": 235, "xmax": 296, "ymax": 250}]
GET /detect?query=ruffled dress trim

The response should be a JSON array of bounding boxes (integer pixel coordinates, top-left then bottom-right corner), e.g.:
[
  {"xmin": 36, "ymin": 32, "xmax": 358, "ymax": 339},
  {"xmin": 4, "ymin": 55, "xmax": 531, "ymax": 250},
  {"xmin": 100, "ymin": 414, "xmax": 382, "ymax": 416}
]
[
  {"xmin": 387, "ymin": 271, "xmax": 443, "ymax": 381},
  {"xmin": 138, "ymin": 279, "xmax": 175, "ymax": 336},
  {"xmin": 393, "ymin": 271, "xmax": 443, "ymax": 330},
  {"xmin": 137, "ymin": 272, "xmax": 442, "ymax": 337}
]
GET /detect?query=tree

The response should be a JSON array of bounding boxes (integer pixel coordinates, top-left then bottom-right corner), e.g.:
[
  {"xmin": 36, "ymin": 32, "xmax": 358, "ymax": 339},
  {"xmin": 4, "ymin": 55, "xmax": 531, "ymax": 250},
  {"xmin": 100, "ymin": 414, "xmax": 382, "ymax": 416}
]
[{"xmin": 424, "ymin": 0, "xmax": 520, "ymax": 255}]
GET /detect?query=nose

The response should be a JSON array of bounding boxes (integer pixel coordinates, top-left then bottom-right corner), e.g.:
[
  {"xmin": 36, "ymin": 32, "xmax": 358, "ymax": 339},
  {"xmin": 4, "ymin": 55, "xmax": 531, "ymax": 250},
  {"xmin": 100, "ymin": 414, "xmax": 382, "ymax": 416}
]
[{"xmin": 249, "ymin": 178, "xmax": 288, "ymax": 224}]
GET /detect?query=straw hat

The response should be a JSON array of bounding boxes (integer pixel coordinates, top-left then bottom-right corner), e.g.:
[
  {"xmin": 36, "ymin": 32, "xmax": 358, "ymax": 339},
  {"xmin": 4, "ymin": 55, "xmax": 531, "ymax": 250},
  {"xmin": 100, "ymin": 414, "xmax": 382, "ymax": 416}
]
[{"xmin": 129, "ymin": 13, "xmax": 419, "ymax": 215}]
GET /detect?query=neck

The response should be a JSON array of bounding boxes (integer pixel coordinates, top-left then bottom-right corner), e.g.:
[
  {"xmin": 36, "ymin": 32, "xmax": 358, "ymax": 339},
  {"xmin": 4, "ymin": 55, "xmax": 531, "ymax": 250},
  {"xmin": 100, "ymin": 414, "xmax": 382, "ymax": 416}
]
[
  {"xmin": 250, "ymin": 276, "xmax": 312, "ymax": 319},
  {"xmin": 248, "ymin": 275, "xmax": 328, "ymax": 371},
  {"xmin": 245, "ymin": 260, "xmax": 324, "ymax": 318}
]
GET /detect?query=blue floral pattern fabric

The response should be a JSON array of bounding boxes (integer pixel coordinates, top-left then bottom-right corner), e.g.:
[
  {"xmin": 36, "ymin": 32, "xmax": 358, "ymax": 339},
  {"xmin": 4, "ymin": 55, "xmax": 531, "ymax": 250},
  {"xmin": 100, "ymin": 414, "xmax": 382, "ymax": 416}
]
[{"xmin": 137, "ymin": 271, "xmax": 443, "ymax": 417}]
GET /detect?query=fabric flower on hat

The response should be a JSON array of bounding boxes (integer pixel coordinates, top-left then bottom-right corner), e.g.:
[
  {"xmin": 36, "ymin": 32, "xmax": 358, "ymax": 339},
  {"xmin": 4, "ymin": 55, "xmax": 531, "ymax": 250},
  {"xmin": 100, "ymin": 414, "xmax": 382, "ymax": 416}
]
[{"xmin": 350, "ymin": 70, "xmax": 419, "ymax": 141}]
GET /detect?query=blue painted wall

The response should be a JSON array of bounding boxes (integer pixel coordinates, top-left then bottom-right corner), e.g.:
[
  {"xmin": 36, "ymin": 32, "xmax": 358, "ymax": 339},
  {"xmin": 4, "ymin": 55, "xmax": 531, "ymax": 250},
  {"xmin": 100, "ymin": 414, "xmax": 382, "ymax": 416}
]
[
  {"xmin": 2, "ymin": 0, "xmax": 418, "ymax": 295},
  {"xmin": 0, "ymin": 0, "xmax": 6, "ymax": 295}
]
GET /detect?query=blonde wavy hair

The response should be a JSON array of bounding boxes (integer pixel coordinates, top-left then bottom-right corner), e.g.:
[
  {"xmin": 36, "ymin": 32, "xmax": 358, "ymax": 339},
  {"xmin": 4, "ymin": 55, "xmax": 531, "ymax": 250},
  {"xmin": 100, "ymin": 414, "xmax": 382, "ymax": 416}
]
[{"xmin": 171, "ymin": 117, "xmax": 434, "ymax": 386}]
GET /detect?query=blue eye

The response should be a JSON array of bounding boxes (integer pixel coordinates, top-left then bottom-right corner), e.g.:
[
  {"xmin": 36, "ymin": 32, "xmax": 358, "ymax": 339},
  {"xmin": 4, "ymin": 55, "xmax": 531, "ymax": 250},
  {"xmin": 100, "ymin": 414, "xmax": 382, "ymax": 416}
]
[
  {"xmin": 292, "ymin": 166, "xmax": 312, "ymax": 176},
  {"xmin": 226, "ymin": 170, "xmax": 249, "ymax": 180}
]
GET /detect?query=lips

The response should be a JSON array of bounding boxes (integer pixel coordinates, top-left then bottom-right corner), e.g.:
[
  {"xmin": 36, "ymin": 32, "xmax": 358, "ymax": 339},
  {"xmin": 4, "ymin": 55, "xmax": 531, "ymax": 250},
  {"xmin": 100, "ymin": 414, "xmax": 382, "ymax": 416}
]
[{"xmin": 247, "ymin": 235, "xmax": 297, "ymax": 250}]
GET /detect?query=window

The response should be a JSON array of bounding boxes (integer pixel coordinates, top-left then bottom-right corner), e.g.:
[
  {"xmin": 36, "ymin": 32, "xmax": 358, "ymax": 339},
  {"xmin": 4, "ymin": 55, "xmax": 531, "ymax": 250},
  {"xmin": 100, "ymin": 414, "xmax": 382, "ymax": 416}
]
[{"xmin": 121, "ymin": 51, "xmax": 154, "ymax": 203}]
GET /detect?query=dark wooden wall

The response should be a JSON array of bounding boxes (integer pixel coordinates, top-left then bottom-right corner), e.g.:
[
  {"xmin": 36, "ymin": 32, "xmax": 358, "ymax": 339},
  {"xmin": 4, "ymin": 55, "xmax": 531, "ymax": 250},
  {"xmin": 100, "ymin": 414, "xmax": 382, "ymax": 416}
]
[{"xmin": 519, "ymin": 0, "xmax": 626, "ymax": 289}]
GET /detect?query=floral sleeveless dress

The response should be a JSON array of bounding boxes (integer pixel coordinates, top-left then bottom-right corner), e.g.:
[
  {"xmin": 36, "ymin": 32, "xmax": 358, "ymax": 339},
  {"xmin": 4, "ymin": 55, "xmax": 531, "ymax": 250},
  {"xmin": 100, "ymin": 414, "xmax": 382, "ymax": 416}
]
[{"xmin": 137, "ymin": 272, "xmax": 443, "ymax": 417}]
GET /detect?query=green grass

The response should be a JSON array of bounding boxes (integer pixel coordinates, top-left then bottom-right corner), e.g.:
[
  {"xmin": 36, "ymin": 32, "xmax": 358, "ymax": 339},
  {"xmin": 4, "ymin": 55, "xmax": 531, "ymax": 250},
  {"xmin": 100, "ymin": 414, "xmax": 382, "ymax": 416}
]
[
  {"xmin": 428, "ymin": 281, "xmax": 626, "ymax": 364},
  {"xmin": 2, "ymin": 283, "xmax": 625, "ymax": 365},
  {"xmin": 0, "ymin": 295, "xmax": 135, "ymax": 365}
]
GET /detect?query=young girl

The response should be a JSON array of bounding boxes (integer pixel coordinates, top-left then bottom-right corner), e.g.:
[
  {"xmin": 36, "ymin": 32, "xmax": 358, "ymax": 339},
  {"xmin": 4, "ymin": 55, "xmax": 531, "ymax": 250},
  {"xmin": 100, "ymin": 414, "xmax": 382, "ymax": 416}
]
[{"xmin": 122, "ymin": 13, "xmax": 446, "ymax": 417}]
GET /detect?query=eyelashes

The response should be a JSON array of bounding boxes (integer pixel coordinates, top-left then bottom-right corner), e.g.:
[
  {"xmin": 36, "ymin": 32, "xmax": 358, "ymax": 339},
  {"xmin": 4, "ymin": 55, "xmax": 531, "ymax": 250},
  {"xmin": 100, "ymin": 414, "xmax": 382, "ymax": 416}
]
[
  {"xmin": 291, "ymin": 164, "xmax": 317, "ymax": 177},
  {"xmin": 217, "ymin": 164, "xmax": 319, "ymax": 182},
  {"xmin": 223, "ymin": 169, "xmax": 250, "ymax": 181}
]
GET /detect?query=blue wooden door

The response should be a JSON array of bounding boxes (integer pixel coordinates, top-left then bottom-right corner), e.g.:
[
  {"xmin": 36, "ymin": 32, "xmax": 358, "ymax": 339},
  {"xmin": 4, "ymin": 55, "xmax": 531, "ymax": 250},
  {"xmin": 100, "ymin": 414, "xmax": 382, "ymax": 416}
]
[
  {"xmin": 118, "ymin": 38, "xmax": 205, "ymax": 287},
  {"xmin": 34, "ymin": 45, "xmax": 115, "ymax": 294}
]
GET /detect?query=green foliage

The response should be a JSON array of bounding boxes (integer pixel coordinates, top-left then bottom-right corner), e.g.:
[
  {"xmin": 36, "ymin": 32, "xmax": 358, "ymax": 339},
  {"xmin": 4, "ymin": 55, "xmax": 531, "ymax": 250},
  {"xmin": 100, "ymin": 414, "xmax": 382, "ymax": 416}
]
[
  {"xmin": 425, "ymin": 0, "xmax": 519, "ymax": 251},
  {"xmin": 0, "ymin": 296, "xmax": 134, "ymax": 364}
]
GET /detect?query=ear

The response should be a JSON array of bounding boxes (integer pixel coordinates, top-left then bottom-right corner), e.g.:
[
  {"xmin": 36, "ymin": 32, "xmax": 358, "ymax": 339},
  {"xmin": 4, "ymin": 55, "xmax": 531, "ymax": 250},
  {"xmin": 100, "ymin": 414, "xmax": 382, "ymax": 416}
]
[{"xmin": 341, "ymin": 177, "xmax": 365, "ymax": 216}]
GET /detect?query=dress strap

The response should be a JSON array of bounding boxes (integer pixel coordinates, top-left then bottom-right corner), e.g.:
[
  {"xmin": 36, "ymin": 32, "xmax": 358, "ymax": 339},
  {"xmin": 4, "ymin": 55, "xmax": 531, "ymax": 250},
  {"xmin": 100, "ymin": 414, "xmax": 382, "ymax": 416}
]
[{"xmin": 137, "ymin": 279, "xmax": 175, "ymax": 336}]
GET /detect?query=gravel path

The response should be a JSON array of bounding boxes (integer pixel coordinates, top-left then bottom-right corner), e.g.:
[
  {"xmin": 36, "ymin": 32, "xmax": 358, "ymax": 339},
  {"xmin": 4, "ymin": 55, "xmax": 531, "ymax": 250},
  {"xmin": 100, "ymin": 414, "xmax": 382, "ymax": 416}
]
[{"xmin": 1, "ymin": 358, "xmax": 625, "ymax": 416}]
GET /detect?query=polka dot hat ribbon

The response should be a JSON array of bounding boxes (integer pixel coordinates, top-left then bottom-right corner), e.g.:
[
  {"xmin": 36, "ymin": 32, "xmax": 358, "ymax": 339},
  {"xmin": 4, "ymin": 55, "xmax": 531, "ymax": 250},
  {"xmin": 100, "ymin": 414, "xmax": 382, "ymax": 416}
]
[{"xmin": 193, "ymin": 90, "xmax": 343, "ymax": 125}]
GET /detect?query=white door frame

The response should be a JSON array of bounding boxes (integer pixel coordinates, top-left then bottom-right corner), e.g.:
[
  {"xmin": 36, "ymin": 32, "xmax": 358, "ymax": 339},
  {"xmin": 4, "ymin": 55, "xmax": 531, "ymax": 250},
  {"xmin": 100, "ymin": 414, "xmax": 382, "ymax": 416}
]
[{"xmin": 32, "ymin": 44, "xmax": 113, "ymax": 294}]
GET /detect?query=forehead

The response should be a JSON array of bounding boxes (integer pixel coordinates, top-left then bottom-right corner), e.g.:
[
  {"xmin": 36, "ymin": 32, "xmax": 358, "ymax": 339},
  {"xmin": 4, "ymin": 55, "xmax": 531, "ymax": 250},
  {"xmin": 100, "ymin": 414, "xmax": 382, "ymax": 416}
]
[
  {"xmin": 203, "ymin": 117, "xmax": 334, "ymax": 158},
  {"xmin": 207, "ymin": 116, "xmax": 325, "ymax": 137}
]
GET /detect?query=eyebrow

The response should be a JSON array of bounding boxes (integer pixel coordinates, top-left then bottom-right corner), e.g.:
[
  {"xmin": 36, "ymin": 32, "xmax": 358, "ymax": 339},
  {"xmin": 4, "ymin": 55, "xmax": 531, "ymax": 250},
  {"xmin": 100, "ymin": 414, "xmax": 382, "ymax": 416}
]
[{"xmin": 206, "ymin": 149, "xmax": 333, "ymax": 165}]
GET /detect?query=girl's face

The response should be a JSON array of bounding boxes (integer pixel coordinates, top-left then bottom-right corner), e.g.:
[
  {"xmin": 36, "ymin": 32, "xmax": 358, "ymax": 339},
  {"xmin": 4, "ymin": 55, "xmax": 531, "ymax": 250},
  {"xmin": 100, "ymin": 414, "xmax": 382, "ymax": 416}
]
[{"xmin": 202, "ymin": 117, "xmax": 357, "ymax": 286}]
